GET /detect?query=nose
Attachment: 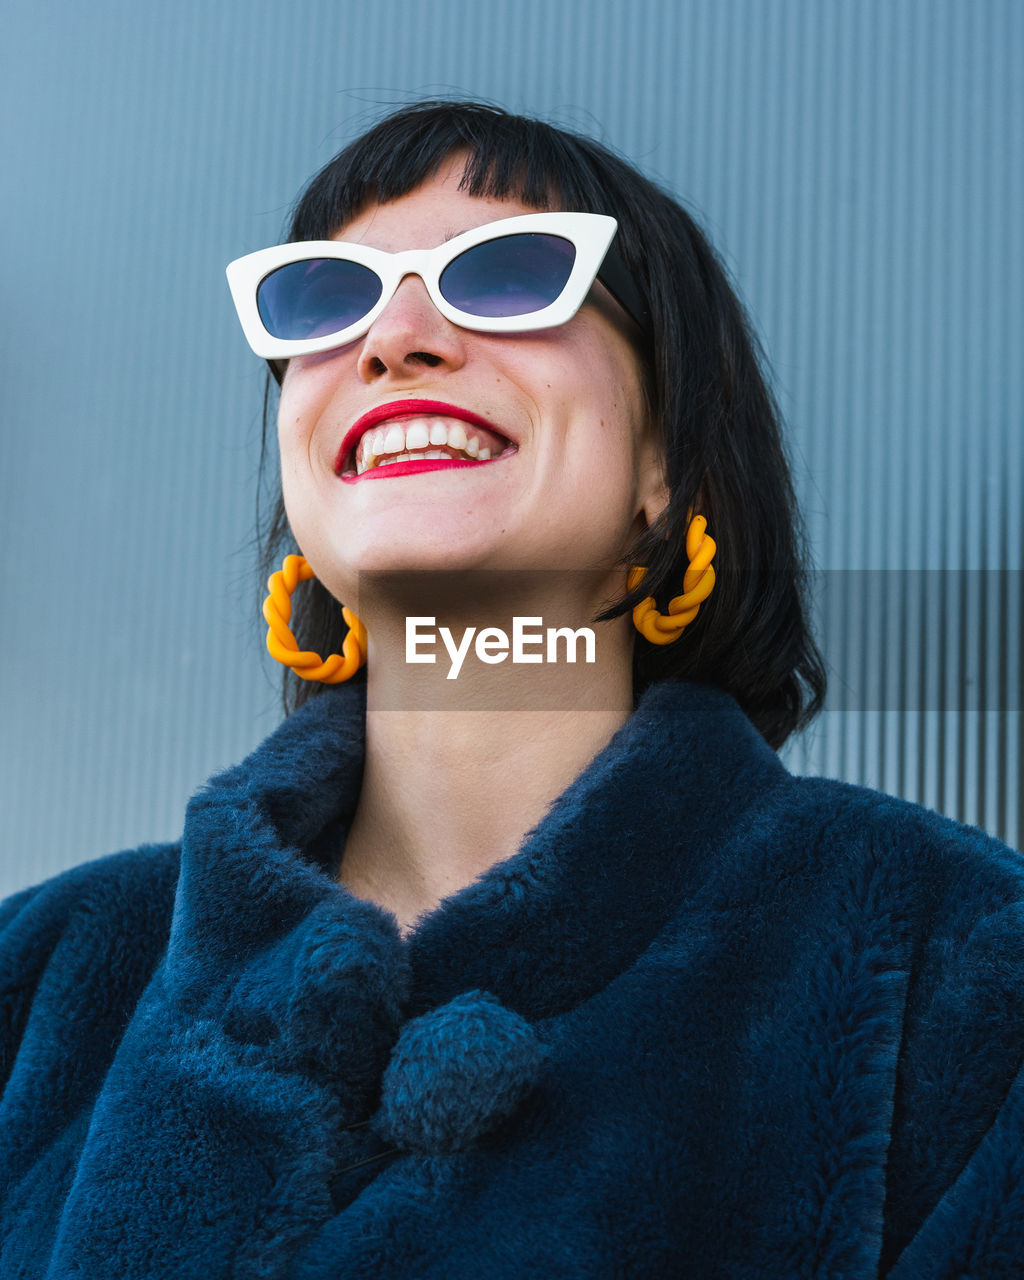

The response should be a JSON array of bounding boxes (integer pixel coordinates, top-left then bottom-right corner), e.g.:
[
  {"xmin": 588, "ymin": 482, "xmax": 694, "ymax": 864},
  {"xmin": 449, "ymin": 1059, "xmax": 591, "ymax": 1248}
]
[{"xmin": 356, "ymin": 273, "xmax": 468, "ymax": 382}]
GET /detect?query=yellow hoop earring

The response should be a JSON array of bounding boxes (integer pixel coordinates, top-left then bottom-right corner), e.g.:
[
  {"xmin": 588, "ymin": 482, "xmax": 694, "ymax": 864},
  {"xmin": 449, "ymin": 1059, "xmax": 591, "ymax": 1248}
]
[
  {"xmin": 263, "ymin": 554, "xmax": 367, "ymax": 683},
  {"xmin": 628, "ymin": 515, "xmax": 717, "ymax": 645}
]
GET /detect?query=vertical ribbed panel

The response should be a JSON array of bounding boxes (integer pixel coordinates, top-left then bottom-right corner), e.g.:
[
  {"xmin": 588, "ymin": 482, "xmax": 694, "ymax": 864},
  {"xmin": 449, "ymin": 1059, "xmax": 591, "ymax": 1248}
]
[{"xmin": 1, "ymin": 0, "xmax": 1020, "ymax": 896}]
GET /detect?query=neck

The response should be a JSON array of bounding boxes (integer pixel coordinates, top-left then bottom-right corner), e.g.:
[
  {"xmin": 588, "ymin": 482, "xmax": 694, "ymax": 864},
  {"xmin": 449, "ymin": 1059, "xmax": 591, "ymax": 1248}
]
[{"xmin": 338, "ymin": 583, "xmax": 636, "ymax": 936}]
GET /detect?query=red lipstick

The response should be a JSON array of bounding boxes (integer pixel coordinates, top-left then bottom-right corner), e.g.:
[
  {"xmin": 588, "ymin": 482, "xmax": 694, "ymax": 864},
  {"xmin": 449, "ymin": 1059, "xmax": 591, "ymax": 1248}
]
[
  {"xmin": 335, "ymin": 398, "xmax": 514, "ymax": 482},
  {"xmin": 342, "ymin": 456, "xmax": 489, "ymax": 483}
]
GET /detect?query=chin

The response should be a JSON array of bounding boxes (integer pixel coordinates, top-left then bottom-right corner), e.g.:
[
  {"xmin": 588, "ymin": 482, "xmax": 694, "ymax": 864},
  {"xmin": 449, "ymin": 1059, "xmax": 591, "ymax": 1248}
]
[
  {"xmin": 356, "ymin": 551, "xmax": 497, "ymax": 579},
  {"xmin": 344, "ymin": 524, "xmax": 504, "ymax": 573}
]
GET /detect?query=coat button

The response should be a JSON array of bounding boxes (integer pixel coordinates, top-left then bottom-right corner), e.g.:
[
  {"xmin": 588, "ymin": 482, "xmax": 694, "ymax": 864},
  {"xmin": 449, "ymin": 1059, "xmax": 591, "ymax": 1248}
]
[{"xmin": 372, "ymin": 990, "xmax": 548, "ymax": 1154}]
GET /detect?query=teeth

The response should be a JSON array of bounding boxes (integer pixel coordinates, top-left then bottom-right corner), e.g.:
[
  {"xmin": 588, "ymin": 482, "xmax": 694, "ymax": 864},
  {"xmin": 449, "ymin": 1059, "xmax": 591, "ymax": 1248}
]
[
  {"xmin": 405, "ymin": 421, "xmax": 430, "ymax": 450},
  {"xmin": 367, "ymin": 449, "xmax": 456, "ymax": 470},
  {"xmin": 447, "ymin": 423, "xmax": 468, "ymax": 452},
  {"xmin": 353, "ymin": 416, "xmax": 507, "ymax": 473}
]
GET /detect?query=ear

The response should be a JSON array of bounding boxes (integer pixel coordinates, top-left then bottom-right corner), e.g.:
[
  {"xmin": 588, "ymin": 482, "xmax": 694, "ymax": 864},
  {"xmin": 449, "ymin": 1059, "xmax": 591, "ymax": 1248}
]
[{"xmin": 636, "ymin": 437, "xmax": 671, "ymax": 536}]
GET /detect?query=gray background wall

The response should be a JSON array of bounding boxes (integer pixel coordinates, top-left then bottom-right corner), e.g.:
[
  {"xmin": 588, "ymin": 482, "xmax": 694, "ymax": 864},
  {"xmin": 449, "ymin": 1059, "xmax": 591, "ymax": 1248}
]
[{"xmin": 1, "ymin": 0, "xmax": 1020, "ymax": 899}]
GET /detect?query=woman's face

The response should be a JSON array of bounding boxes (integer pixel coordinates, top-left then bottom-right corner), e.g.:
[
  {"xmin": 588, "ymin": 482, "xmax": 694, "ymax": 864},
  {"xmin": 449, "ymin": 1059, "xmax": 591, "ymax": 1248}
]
[{"xmin": 277, "ymin": 153, "xmax": 668, "ymax": 609}]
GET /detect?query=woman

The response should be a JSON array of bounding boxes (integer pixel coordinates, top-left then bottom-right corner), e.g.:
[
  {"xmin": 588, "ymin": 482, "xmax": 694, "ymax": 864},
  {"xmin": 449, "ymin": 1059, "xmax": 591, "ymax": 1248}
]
[{"xmin": 1, "ymin": 101, "xmax": 1022, "ymax": 1278}]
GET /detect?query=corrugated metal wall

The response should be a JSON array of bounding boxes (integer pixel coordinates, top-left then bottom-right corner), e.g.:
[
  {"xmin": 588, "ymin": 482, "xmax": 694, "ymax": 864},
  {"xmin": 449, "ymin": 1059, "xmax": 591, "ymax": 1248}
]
[{"xmin": 1, "ymin": 0, "xmax": 1020, "ymax": 897}]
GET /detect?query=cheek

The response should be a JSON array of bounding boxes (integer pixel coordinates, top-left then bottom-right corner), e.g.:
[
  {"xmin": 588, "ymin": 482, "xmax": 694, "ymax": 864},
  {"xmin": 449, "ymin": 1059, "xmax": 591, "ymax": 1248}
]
[
  {"xmin": 276, "ymin": 419, "xmax": 333, "ymax": 555},
  {"xmin": 276, "ymin": 373, "xmax": 331, "ymax": 476},
  {"xmin": 574, "ymin": 358, "xmax": 649, "ymax": 466},
  {"xmin": 572, "ymin": 375, "xmax": 654, "ymax": 541},
  {"xmin": 276, "ymin": 409, "xmax": 310, "ymax": 492},
  {"xmin": 566, "ymin": 316, "xmax": 648, "ymax": 419}
]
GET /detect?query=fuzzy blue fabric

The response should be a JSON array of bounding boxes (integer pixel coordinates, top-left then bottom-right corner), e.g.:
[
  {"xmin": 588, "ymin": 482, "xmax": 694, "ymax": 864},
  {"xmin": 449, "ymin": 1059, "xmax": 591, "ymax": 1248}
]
[{"xmin": 2, "ymin": 676, "xmax": 1024, "ymax": 1277}]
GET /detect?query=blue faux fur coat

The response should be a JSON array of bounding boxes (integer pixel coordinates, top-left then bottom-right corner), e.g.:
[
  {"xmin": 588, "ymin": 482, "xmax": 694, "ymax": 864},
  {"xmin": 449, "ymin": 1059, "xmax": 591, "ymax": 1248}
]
[{"xmin": 2, "ymin": 677, "xmax": 1023, "ymax": 1277}]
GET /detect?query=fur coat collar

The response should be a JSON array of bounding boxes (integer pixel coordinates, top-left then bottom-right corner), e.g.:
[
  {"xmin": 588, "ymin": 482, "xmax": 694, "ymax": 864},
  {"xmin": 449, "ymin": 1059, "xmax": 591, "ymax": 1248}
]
[{"xmin": 2, "ymin": 677, "xmax": 1024, "ymax": 1277}]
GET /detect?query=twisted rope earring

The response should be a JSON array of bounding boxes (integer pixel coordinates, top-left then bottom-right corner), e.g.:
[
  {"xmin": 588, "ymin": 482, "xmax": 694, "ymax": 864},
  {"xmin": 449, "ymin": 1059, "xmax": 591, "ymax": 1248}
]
[
  {"xmin": 628, "ymin": 515, "xmax": 716, "ymax": 644},
  {"xmin": 264, "ymin": 516, "xmax": 714, "ymax": 681},
  {"xmin": 263, "ymin": 554, "xmax": 367, "ymax": 683}
]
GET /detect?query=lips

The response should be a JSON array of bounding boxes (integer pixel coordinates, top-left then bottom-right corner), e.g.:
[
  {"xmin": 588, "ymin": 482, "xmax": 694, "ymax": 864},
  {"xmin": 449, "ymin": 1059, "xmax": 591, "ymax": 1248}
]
[{"xmin": 335, "ymin": 399, "xmax": 515, "ymax": 477}]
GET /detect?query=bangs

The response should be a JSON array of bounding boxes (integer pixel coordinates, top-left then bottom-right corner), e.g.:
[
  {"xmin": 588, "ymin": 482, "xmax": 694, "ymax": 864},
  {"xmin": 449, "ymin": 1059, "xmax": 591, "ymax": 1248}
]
[{"xmin": 286, "ymin": 102, "xmax": 624, "ymax": 243}]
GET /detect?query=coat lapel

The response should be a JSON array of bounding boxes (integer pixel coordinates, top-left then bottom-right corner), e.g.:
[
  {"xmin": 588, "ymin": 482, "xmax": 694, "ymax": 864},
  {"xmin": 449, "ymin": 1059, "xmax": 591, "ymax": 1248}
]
[{"xmin": 48, "ymin": 677, "xmax": 791, "ymax": 1276}]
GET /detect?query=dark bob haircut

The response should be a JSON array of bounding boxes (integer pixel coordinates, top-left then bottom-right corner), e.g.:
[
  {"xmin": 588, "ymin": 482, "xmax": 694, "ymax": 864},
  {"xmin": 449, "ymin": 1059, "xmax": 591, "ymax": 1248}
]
[{"xmin": 258, "ymin": 99, "xmax": 826, "ymax": 749}]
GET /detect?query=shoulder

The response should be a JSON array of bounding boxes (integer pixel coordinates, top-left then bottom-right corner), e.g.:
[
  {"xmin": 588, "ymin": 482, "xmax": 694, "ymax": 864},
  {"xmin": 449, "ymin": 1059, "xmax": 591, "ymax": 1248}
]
[
  {"xmin": 771, "ymin": 771, "xmax": 1024, "ymax": 907},
  {"xmin": 0, "ymin": 844, "xmax": 180, "ymax": 1044},
  {"xmin": 698, "ymin": 769, "xmax": 1024, "ymax": 1100},
  {"xmin": 763, "ymin": 776, "xmax": 1024, "ymax": 1259},
  {"xmin": 766, "ymin": 775, "xmax": 1024, "ymax": 1014},
  {"xmin": 775, "ymin": 772, "xmax": 1024, "ymax": 1016},
  {"xmin": 1, "ymin": 843, "xmax": 180, "ymax": 956}
]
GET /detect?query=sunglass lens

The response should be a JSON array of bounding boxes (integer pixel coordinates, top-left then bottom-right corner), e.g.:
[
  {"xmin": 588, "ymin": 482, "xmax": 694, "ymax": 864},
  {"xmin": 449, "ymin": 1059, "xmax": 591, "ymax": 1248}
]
[
  {"xmin": 439, "ymin": 233, "xmax": 576, "ymax": 318},
  {"xmin": 257, "ymin": 258, "xmax": 383, "ymax": 341}
]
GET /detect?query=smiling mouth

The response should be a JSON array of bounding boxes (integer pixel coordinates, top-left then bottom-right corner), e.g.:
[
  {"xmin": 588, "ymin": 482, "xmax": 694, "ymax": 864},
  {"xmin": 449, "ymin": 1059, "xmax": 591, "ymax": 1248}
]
[
  {"xmin": 332, "ymin": 409, "xmax": 517, "ymax": 481},
  {"xmin": 355, "ymin": 416, "xmax": 509, "ymax": 473}
]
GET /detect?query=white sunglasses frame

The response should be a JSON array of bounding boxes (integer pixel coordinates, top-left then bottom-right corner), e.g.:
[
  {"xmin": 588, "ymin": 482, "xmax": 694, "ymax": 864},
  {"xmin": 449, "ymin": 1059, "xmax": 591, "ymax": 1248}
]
[{"xmin": 225, "ymin": 211, "xmax": 621, "ymax": 361}]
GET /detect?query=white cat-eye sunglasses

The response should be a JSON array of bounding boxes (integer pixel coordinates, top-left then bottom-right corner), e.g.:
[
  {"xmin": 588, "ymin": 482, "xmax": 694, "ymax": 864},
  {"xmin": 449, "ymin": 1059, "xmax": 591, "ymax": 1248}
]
[{"xmin": 226, "ymin": 211, "xmax": 650, "ymax": 373}]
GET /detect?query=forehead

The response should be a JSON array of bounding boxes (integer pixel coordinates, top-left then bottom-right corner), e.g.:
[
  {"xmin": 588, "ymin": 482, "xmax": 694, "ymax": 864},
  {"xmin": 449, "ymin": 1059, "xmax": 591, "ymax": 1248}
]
[{"xmin": 332, "ymin": 154, "xmax": 550, "ymax": 252}]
